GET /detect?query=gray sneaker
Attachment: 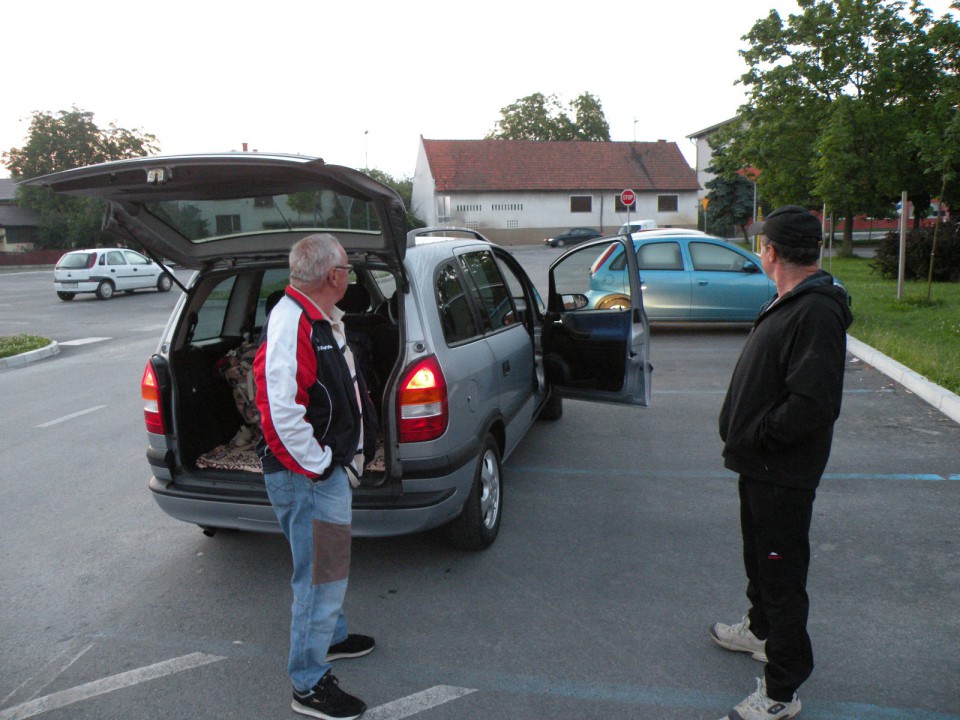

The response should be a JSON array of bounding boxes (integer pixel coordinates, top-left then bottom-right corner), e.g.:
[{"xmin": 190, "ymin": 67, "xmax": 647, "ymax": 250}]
[
  {"xmin": 710, "ymin": 614, "xmax": 767, "ymax": 662},
  {"xmin": 720, "ymin": 677, "xmax": 800, "ymax": 720}
]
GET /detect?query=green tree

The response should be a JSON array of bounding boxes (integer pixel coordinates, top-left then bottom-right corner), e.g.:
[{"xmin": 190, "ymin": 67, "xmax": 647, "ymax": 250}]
[
  {"xmin": 3, "ymin": 107, "xmax": 159, "ymax": 249},
  {"xmin": 730, "ymin": 0, "xmax": 952, "ymax": 256},
  {"xmin": 487, "ymin": 92, "xmax": 610, "ymax": 141}
]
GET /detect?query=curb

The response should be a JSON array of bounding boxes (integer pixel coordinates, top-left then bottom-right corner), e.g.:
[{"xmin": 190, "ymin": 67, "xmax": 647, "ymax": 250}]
[
  {"xmin": 0, "ymin": 341, "xmax": 60, "ymax": 372},
  {"xmin": 847, "ymin": 335, "xmax": 960, "ymax": 425}
]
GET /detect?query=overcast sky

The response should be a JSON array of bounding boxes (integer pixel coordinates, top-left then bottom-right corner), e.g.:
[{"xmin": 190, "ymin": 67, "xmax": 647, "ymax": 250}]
[{"xmin": 2, "ymin": 0, "xmax": 956, "ymax": 181}]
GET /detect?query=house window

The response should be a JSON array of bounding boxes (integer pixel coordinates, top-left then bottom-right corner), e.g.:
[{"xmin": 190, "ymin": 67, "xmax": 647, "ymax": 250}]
[
  {"xmin": 615, "ymin": 196, "xmax": 636, "ymax": 212},
  {"xmin": 456, "ymin": 204, "xmax": 482, "ymax": 213},
  {"xmin": 492, "ymin": 203, "xmax": 523, "ymax": 212},
  {"xmin": 216, "ymin": 215, "xmax": 242, "ymax": 234},
  {"xmin": 570, "ymin": 196, "xmax": 592, "ymax": 213},
  {"xmin": 658, "ymin": 195, "xmax": 679, "ymax": 212},
  {"xmin": 253, "ymin": 196, "xmax": 273, "ymax": 208}
]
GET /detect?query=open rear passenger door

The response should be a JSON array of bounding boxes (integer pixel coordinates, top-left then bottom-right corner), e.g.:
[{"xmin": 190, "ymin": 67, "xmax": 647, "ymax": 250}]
[{"xmin": 542, "ymin": 237, "xmax": 651, "ymax": 406}]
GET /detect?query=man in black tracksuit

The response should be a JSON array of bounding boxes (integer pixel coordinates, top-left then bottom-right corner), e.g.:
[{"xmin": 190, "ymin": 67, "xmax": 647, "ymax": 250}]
[{"xmin": 712, "ymin": 206, "xmax": 853, "ymax": 720}]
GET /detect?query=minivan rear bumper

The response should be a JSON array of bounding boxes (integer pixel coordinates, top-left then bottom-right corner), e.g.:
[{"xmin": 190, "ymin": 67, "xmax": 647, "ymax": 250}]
[{"xmin": 148, "ymin": 458, "xmax": 473, "ymax": 537}]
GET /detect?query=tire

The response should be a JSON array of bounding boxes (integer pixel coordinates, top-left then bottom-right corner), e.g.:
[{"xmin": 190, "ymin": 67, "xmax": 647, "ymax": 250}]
[
  {"xmin": 56, "ymin": 291, "xmax": 75, "ymax": 301},
  {"xmin": 157, "ymin": 273, "xmax": 173, "ymax": 292},
  {"xmin": 539, "ymin": 391, "xmax": 563, "ymax": 421},
  {"xmin": 444, "ymin": 434, "xmax": 502, "ymax": 551},
  {"xmin": 95, "ymin": 280, "xmax": 115, "ymax": 300},
  {"xmin": 595, "ymin": 293, "xmax": 630, "ymax": 310},
  {"xmin": 555, "ymin": 239, "xmax": 565, "ymax": 247}
]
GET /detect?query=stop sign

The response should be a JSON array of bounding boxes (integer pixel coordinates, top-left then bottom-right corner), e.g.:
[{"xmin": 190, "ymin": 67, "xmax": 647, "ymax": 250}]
[{"xmin": 620, "ymin": 189, "xmax": 636, "ymax": 206}]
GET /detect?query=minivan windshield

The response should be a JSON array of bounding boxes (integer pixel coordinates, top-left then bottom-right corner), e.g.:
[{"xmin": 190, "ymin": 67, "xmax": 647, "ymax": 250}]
[{"xmin": 145, "ymin": 190, "xmax": 383, "ymax": 243}]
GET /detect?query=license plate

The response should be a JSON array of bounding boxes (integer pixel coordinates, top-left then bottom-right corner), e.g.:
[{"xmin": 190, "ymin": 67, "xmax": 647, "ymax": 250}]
[{"xmin": 62, "ymin": 282, "xmax": 78, "ymax": 288}]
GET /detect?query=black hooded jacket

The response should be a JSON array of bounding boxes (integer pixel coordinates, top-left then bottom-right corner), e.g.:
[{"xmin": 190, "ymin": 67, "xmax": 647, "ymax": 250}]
[{"xmin": 719, "ymin": 270, "xmax": 853, "ymax": 489}]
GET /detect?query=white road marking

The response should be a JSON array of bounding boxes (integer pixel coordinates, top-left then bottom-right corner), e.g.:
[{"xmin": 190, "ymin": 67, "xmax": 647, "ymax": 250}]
[
  {"xmin": 0, "ymin": 652, "xmax": 226, "ymax": 720},
  {"xmin": 36, "ymin": 405, "xmax": 108, "ymax": 428},
  {"xmin": 58, "ymin": 337, "xmax": 112, "ymax": 346},
  {"xmin": 1, "ymin": 642, "xmax": 93, "ymax": 707},
  {"xmin": 366, "ymin": 685, "xmax": 477, "ymax": 720}
]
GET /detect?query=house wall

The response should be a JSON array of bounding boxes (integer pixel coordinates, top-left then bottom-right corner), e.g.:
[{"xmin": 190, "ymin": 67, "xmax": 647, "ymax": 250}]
[{"xmin": 413, "ymin": 185, "xmax": 698, "ymax": 245}]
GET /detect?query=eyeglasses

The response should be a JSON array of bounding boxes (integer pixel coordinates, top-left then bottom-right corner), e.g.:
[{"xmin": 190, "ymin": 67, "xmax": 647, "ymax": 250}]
[{"xmin": 334, "ymin": 264, "xmax": 353, "ymax": 272}]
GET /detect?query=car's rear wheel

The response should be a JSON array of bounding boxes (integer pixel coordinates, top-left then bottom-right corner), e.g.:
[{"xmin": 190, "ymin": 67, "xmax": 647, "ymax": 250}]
[
  {"xmin": 95, "ymin": 280, "xmax": 115, "ymax": 300},
  {"xmin": 555, "ymin": 238, "xmax": 565, "ymax": 247},
  {"xmin": 444, "ymin": 434, "xmax": 502, "ymax": 551},
  {"xmin": 157, "ymin": 273, "xmax": 173, "ymax": 292},
  {"xmin": 56, "ymin": 291, "xmax": 75, "ymax": 301}
]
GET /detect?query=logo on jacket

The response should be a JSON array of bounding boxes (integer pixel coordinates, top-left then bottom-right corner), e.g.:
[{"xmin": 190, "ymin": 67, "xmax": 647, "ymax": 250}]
[
  {"xmin": 767, "ymin": 551, "xmax": 783, "ymax": 561},
  {"xmin": 318, "ymin": 344, "xmax": 334, "ymax": 351}
]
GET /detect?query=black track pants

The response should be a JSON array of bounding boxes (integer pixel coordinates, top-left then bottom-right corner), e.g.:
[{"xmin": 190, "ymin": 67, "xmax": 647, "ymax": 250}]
[{"xmin": 739, "ymin": 476, "xmax": 816, "ymax": 701}]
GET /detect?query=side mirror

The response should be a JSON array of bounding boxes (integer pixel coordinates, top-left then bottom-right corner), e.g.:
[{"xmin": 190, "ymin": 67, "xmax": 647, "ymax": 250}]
[
  {"xmin": 742, "ymin": 261, "xmax": 760, "ymax": 274},
  {"xmin": 561, "ymin": 293, "xmax": 589, "ymax": 310}
]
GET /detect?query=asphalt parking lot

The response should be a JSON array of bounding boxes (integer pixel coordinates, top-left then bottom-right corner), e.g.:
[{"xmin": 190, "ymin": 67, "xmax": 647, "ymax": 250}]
[{"xmin": 0, "ymin": 253, "xmax": 958, "ymax": 719}]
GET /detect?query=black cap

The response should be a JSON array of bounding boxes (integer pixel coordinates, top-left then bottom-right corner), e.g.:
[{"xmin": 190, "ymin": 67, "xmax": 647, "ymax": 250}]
[{"xmin": 753, "ymin": 205, "xmax": 822, "ymax": 248}]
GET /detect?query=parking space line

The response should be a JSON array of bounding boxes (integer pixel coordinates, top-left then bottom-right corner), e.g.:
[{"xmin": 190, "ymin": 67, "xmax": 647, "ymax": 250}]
[
  {"xmin": 511, "ymin": 466, "xmax": 957, "ymax": 483},
  {"xmin": 0, "ymin": 652, "xmax": 225, "ymax": 720},
  {"xmin": 36, "ymin": 406, "xmax": 107, "ymax": 428},
  {"xmin": 366, "ymin": 685, "xmax": 477, "ymax": 720}
]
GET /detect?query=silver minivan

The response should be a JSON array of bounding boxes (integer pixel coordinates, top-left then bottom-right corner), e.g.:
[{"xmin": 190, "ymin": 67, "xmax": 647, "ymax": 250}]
[{"xmin": 27, "ymin": 154, "xmax": 652, "ymax": 550}]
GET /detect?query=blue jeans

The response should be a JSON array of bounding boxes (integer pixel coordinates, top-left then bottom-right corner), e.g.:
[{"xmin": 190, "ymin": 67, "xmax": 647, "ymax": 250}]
[{"xmin": 265, "ymin": 465, "xmax": 352, "ymax": 693}]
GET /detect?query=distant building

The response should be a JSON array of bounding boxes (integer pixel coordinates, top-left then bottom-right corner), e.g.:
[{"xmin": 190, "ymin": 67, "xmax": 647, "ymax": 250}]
[
  {"xmin": 0, "ymin": 178, "xmax": 40, "ymax": 251},
  {"xmin": 412, "ymin": 138, "xmax": 700, "ymax": 244},
  {"xmin": 686, "ymin": 117, "xmax": 740, "ymax": 201}
]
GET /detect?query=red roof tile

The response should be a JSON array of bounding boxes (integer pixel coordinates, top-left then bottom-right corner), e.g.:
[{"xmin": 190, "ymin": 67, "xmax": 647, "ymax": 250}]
[{"xmin": 421, "ymin": 139, "xmax": 699, "ymax": 193}]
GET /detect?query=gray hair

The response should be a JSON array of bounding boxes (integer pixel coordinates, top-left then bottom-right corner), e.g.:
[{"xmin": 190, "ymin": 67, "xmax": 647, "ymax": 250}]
[{"xmin": 289, "ymin": 233, "xmax": 341, "ymax": 285}]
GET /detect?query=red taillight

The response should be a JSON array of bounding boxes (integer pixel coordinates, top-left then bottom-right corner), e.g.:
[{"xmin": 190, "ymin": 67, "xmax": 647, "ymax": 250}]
[
  {"xmin": 141, "ymin": 361, "xmax": 166, "ymax": 435},
  {"xmin": 397, "ymin": 356, "xmax": 448, "ymax": 443},
  {"xmin": 86, "ymin": 253, "xmax": 97, "ymax": 269}
]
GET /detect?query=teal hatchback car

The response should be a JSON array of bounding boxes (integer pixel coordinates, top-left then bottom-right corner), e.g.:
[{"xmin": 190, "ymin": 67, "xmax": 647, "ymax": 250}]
[{"xmin": 586, "ymin": 232, "xmax": 777, "ymax": 321}]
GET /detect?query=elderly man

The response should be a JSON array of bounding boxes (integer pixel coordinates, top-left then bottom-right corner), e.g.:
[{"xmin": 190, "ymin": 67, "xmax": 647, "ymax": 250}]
[
  {"xmin": 712, "ymin": 206, "xmax": 853, "ymax": 720},
  {"xmin": 254, "ymin": 233, "xmax": 375, "ymax": 720}
]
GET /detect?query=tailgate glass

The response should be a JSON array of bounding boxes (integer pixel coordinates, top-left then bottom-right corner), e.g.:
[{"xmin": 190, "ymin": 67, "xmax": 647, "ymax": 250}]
[{"xmin": 146, "ymin": 190, "xmax": 383, "ymax": 244}]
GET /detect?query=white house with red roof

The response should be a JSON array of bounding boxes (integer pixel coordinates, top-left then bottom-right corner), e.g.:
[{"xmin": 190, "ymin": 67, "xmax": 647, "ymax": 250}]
[{"xmin": 412, "ymin": 138, "xmax": 700, "ymax": 245}]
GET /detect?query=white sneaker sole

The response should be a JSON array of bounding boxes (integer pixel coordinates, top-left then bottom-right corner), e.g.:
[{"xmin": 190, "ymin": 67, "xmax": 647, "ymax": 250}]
[{"xmin": 710, "ymin": 625, "xmax": 768, "ymax": 662}]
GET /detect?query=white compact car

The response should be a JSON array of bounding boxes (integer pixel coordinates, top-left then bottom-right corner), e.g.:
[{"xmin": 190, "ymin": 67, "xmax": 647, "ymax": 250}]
[{"xmin": 54, "ymin": 248, "xmax": 173, "ymax": 300}]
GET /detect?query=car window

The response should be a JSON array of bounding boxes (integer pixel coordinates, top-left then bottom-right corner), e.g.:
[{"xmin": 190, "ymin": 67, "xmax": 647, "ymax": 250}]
[
  {"xmin": 124, "ymin": 250, "xmax": 151, "ymax": 266},
  {"xmin": 57, "ymin": 252, "xmax": 94, "ymax": 269},
  {"xmin": 192, "ymin": 275, "xmax": 237, "ymax": 341},
  {"xmin": 106, "ymin": 251, "xmax": 126, "ymax": 266},
  {"xmin": 255, "ymin": 268, "xmax": 290, "ymax": 327},
  {"xmin": 689, "ymin": 242, "xmax": 751, "ymax": 272},
  {"xmin": 637, "ymin": 242, "xmax": 684, "ymax": 271},
  {"xmin": 552, "ymin": 241, "xmax": 632, "ymax": 311},
  {"xmin": 459, "ymin": 250, "xmax": 517, "ymax": 331},
  {"xmin": 435, "ymin": 261, "xmax": 479, "ymax": 345}
]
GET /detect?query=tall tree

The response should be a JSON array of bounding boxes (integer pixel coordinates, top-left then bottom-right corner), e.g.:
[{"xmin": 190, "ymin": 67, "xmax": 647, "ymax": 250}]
[
  {"xmin": 729, "ymin": 0, "xmax": 951, "ymax": 255},
  {"xmin": 487, "ymin": 92, "xmax": 610, "ymax": 141},
  {"xmin": 4, "ymin": 107, "xmax": 159, "ymax": 249}
]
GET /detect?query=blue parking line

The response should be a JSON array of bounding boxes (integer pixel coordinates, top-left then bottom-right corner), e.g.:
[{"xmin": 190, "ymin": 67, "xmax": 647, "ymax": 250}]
[
  {"xmin": 509, "ymin": 466, "xmax": 958, "ymax": 482},
  {"xmin": 402, "ymin": 666, "xmax": 960, "ymax": 719}
]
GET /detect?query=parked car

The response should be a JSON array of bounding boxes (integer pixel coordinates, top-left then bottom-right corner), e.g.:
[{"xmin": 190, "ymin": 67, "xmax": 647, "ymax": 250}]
[
  {"xmin": 27, "ymin": 154, "xmax": 651, "ymax": 550},
  {"xmin": 54, "ymin": 247, "xmax": 173, "ymax": 300},
  {"xmin": 617, "ymin": 219, "xmax": 657, "ymax": 234},
  {"xmin": 585, "ymin": 232, "xmax": 776, "ymax": 321},
  {"xmin": 544, "ymin": 227, "xmax": 603, "ymax": 247}
]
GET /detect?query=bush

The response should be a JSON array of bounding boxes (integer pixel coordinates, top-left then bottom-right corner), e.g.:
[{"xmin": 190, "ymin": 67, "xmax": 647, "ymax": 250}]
[{"xmin": 871, "ymin": 221, "xmax": 960, "ymax": 282}]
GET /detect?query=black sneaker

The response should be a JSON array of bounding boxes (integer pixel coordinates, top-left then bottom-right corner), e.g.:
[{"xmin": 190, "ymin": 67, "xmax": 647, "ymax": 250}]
[
  {"xmin": 291, "ymin": 672, "xmax": 366, "ymax": 719},
  {"xmin": 326, "ymin": 634, "xmax": 376, "ymax": 661}
]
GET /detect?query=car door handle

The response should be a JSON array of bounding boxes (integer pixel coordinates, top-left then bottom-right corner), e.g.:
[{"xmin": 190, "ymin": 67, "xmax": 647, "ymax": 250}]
[
  {"xmin": 502, "ymin": 360, "xmax": 511, "ymax": 376},
  {"xmin": 698, "ymin": 280, "xmax": 708, "ymax": 286}
]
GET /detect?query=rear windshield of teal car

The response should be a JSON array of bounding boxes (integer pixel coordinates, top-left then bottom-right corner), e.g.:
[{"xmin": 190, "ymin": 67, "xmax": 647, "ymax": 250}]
[{"xmin": 144, "ymin": 190, "xmax": 382, "ymax": 243}]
